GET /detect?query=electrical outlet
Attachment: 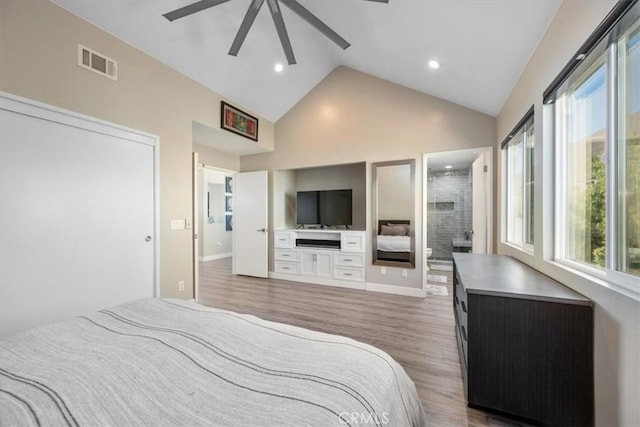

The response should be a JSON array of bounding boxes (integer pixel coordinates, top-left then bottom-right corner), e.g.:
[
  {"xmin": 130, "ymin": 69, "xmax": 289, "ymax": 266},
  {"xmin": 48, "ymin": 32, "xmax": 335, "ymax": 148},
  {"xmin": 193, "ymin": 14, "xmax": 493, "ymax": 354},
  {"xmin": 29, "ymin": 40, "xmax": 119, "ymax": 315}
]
[
  {"xmin": 178, "ymin": 281, "xmax": 185, "ymax": 292},
  {"xmin": 402, "ymin": 269, "xmax": 408, "ymax": 278},
  {"xmin": 380, "ymin": 267, "xmax": 386, "ymax": 275}
]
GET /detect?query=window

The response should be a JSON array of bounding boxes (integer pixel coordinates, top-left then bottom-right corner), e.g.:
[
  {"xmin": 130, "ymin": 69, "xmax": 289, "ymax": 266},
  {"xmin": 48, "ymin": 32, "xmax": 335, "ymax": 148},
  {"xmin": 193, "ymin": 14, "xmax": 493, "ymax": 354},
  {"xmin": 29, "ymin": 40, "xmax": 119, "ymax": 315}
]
[
  {"xmin": 550, "ymin": 2, "xmax": 639, "ymax": 283},
  {"xmin": 502, "ymin": 110, "xmax": 534, "ymax": 250},
  {"xmin": 618, "ymin": 22, "xmax": 640, "ymax": 276},
  {"xmin": 560, "ymin": 61, "xmax": 607, "ymax": 268}
]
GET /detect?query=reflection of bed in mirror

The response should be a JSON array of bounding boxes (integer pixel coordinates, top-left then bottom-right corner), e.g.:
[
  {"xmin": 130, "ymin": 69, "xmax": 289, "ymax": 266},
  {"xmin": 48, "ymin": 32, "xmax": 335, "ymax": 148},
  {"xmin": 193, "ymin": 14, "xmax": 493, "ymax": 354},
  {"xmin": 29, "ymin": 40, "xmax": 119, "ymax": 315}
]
[{"xmin": 377, "ymin": 220, "xmax": 411, "ymax": 262}]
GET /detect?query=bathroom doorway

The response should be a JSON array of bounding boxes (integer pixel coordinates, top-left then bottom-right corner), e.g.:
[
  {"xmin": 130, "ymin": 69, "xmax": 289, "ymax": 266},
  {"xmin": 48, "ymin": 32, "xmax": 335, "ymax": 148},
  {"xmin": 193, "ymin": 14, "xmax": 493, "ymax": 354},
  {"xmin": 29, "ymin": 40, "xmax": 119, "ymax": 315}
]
[{"xmin": 423, "ymin": 148, "xmax": 493, "ymax": 286}]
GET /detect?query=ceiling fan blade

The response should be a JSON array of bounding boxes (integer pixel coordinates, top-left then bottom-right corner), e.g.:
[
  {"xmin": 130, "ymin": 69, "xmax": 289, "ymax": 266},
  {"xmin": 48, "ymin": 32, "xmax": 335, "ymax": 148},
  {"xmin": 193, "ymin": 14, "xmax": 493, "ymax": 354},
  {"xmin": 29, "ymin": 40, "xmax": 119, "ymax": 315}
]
[
  {"xmin": 228, "ymin": 0, "xmax": 265, "ymax": 57},
  {"xmin": 163, "ymin": 0, "xmax": 231, "ymax": 22},
  {"xmin": 280, "ymin": 0, "xmax": 350, "ymax": 50},
  {"xmin": 267, "ymin": 0, "xmax": 296, "ymax": 65}
]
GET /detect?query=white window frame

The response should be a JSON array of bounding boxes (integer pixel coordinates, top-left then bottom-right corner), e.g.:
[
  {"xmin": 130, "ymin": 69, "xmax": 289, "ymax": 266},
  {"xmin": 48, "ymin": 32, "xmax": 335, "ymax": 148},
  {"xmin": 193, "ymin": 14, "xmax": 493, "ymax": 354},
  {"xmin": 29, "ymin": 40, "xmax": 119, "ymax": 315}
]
[
  {"xmin": 501, "ymin": 111, "xmax": 534, "ymax": 253},
  {"xmin": 553, "ymin": 22, "xmax": 640, "ymax": 293}
]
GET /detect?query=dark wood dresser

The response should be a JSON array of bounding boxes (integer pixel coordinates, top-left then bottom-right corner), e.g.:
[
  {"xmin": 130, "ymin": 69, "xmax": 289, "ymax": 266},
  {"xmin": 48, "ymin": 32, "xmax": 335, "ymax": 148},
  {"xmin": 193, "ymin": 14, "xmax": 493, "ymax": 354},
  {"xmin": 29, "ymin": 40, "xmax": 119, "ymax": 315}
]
[{"xmin": 452, "ymin": 253, "xmax": 593, "ymax": 426}]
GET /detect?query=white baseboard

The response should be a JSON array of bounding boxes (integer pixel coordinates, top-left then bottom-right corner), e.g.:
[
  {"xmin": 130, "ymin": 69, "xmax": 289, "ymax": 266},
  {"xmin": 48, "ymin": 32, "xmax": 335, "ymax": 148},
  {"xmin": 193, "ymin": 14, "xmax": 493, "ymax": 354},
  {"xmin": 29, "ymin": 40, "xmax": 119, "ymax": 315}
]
[
  {"xmin": 365, "ymin": 282, "xmax": 427, "ymax": 298},
  {"xmin": 199, "ymin": 253, "xmax": 232, "ymax": 262},
  {"xmin": 269, "ymin": 272, "xmax": 366, "ymax": 291}
]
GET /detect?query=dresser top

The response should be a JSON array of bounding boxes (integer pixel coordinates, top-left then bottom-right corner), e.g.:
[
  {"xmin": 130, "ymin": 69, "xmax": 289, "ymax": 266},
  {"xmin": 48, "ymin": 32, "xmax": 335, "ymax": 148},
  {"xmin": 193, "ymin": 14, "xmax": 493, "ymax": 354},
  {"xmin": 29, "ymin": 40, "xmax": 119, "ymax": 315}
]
[{"xmin": 452, "ymin": 253, "xmax": 591, "ymax": 305}]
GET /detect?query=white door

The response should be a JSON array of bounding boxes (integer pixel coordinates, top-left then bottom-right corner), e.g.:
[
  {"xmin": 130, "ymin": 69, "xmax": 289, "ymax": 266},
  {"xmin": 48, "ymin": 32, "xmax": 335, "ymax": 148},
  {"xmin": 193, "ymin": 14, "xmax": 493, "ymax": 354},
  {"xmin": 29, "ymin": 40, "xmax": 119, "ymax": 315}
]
[
  {"xmin": 233, "ymin": 170, "xmax": 268, "ymax": 278},
  {"xmin": 0, "ymin": 94, "xmax": 156, "ymax": 337},
  {"xmin": 192, "ymin": 152, "xmax": 200, "ymax": 302},
  {"xmin": 472, "ymin": 154, "xmax": 488, "ymax": 253}
]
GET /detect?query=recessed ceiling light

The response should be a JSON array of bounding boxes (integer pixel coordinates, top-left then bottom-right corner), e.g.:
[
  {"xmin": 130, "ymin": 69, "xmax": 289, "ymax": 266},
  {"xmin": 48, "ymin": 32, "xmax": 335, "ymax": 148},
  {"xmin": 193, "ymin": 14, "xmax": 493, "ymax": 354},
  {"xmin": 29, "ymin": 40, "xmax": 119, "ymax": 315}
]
[
  {"xmin": 445, "ymin": 165, "xmax": 453, "ymax": 169},
  {"xmin": 274, "ymin": 62, "xmax": 284, "ymax": 73},
  {"xmin": 428, "ymin": 59, "xmax": 442, "ymax": 70}
]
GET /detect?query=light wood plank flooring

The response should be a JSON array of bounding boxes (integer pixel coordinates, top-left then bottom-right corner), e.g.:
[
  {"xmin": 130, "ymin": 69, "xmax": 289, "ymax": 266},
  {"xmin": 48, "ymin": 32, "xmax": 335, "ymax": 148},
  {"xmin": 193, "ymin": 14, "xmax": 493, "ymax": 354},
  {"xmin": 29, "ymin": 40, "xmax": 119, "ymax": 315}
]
[{"xmin": 198, "ymin": 258, "xmax": 522, "ymax": 427}]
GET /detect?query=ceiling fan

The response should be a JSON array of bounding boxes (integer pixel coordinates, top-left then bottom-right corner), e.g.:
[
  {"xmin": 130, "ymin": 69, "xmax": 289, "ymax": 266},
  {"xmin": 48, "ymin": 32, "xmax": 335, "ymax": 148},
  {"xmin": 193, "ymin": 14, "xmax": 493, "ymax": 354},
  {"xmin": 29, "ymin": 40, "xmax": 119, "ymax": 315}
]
[{"xmin": 163, "ymin": 0, "xmax": 389, "ymax": 65}]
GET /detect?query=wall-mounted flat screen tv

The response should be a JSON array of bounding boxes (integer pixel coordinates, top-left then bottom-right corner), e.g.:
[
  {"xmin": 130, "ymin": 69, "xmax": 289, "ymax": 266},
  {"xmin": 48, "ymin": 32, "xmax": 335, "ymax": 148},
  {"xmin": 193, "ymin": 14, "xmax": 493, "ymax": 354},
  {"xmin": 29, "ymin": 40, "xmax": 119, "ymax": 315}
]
[{"xmin": 296, "ymin": 189, "xmax": 352, "ymax": 226}]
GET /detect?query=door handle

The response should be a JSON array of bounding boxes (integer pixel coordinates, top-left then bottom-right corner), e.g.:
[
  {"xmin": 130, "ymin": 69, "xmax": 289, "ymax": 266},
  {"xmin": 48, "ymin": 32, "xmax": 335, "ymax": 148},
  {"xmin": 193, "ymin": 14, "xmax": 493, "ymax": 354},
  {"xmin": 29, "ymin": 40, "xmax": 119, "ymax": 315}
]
[{"xmin": 256, "ymin": 228, "xmax": 267, "ymax": 232}]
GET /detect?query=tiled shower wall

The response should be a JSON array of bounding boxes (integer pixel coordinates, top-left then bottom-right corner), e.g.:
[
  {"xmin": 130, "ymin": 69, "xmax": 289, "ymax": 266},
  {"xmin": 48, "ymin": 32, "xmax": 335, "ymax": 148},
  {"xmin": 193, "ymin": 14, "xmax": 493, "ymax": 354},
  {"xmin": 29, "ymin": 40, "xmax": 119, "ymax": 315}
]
[{"xmin": 426, "ymin": 169, "xmax": 472, "ymax": 261}]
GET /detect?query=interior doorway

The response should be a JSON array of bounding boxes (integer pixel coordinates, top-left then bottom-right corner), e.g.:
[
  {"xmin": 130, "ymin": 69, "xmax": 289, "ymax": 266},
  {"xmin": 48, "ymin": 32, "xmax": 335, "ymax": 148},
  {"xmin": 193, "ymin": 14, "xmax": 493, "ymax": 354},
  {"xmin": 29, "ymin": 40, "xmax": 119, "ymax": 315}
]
[
  {"xmin": 194, "ymin": 162, "xmax": 236, "ymax": 302},
  {"xmin": 422, "ymin": 147, "xmax": 493, "ymax": 285}
]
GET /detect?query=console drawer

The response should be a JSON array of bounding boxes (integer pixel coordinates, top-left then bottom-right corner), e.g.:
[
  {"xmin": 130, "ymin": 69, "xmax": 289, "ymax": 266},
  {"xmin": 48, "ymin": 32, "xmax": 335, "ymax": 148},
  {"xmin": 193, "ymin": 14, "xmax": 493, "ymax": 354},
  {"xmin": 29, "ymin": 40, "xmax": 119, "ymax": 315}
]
[
  {"xmin": 274, "ymin": 231, "xmax": 294, "ymax": 249},
  {"xmin": 335, "ymin": 253, "xmax": 364, "ymax": 267},
  {"xmin": 341, "ymin": 233, "xmax": 365, "ymax": 253},
  {"xmin": 275, "ymin": 249, "xmax": 298, "ymax": 262},
  {"xmin": 275, "ymin": 261, "xmax": 298, "ymax": 274},
  {"xmin": 334, "ymin": 267, "xmax": 364, "ymax": 282}
]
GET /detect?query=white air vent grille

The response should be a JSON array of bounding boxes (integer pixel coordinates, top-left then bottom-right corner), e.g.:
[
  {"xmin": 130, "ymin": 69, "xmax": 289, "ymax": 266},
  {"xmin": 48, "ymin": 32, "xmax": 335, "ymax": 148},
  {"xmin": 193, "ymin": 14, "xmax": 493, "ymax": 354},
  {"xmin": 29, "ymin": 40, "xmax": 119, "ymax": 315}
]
[{"xmin": 78, "ymin": 44, "xmax": 117, "ymax": 80}]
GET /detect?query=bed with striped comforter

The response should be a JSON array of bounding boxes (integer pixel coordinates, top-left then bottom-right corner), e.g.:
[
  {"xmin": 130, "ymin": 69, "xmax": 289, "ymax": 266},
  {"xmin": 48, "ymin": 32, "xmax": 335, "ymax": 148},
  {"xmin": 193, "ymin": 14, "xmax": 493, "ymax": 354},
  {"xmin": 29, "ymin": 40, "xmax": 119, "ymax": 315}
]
[{"xmin": 0, "ymin": 298, "xmax": 426, "ymax": 426}]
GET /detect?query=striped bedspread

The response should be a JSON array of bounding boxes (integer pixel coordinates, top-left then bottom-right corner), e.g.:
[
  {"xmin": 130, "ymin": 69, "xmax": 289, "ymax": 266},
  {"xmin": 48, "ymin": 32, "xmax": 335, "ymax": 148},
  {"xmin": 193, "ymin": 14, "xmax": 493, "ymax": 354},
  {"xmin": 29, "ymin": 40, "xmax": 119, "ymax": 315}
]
[{"xmin": 0, "ymin": 298, "xmax": 426, "ymax": 426}]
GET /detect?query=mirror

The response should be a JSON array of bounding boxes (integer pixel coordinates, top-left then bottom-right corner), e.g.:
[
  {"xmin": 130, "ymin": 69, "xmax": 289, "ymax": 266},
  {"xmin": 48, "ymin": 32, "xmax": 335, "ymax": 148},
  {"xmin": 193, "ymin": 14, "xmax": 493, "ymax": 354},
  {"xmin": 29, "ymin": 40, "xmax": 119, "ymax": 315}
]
[{"xmin": 372, "ymin": 159, "xmax": 416, "ymax": 268}]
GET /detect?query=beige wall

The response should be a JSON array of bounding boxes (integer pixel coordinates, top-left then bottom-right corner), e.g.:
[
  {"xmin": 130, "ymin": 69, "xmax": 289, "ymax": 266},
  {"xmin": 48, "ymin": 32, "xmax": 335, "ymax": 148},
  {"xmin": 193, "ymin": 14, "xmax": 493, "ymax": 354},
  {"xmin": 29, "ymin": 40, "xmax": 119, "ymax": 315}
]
[
  {"xmin": 0, "ymin": 0, "xmax": 274, "ymax": 298},
  {"xmin": 496, "ymin": 1, "xmax": 639, "ymax": 425},
  {"xmin": 242, "ymin": 67, "xmax": 496, "ymax": 288},
  {"xmin": 194, "ymin": 143, "xmax": 240, "ymax": 173}
]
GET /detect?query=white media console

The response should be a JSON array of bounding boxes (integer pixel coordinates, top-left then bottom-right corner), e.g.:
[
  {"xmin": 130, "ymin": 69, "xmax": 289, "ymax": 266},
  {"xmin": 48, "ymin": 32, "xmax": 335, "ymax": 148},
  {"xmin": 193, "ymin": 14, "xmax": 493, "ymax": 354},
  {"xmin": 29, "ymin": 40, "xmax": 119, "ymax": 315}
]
[{"xmin": 272, "ymin": 229, "xmax": 366, "ymax": 288}]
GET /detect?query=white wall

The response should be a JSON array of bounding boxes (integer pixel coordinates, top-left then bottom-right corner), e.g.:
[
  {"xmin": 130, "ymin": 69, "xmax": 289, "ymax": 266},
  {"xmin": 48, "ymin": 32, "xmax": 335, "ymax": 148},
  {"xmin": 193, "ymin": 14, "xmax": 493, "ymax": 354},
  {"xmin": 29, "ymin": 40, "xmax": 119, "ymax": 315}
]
[{"xmin": 496, "ymin": 1, "xmax": 640, "ymax": 425}]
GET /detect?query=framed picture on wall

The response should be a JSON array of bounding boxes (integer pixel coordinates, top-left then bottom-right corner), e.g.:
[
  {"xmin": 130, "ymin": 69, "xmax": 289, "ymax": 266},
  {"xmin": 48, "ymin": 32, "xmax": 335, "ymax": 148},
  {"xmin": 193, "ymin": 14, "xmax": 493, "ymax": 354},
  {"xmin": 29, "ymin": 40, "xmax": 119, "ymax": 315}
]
[
  {"xmin": 225, "ymin": 214, "xmax": 233, "ymax": 231},
  {"xmin": 225, "ymin": 195, "xmax": 233, "ymax": 212},
  {"xmin": 221, "ymin": 101, "xmax": 258, "ymax": 141}
]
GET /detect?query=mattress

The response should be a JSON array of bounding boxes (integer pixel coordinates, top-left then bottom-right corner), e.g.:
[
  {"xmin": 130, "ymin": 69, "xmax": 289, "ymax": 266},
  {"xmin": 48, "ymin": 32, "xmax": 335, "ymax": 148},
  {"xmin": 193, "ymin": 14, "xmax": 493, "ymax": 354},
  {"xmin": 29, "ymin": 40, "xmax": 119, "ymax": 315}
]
[
  {"xmin": 377, "ymin": 235, "xmax": 411, "ymax": 252},
  {"xmin": 0, "ymin": 298, "xmax": 426, "ymax": 426}
]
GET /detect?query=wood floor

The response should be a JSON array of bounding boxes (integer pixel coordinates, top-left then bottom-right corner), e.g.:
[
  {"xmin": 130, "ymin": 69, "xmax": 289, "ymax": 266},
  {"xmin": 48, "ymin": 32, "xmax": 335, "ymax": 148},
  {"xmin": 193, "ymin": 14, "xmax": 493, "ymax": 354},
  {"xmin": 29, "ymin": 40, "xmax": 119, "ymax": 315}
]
[{"xmin": 198, "ymin": 258, "xmax": 522, "ymax": 427}]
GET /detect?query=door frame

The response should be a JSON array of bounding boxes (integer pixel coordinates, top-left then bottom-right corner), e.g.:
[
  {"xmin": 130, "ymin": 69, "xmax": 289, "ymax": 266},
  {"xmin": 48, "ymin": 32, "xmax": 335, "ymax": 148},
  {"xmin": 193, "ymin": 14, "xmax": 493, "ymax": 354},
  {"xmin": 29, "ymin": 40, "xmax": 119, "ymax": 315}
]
[
  {"xmin": 422, "ymin": 147, "xmax": 494, "ymax": 289},
  {"xmin": 191, "ymin": 157, "xmax": 237, "ymax": 301},
  {"xmin": 0, "ymin": 91, "xmax": 160, "ymax": 297}
]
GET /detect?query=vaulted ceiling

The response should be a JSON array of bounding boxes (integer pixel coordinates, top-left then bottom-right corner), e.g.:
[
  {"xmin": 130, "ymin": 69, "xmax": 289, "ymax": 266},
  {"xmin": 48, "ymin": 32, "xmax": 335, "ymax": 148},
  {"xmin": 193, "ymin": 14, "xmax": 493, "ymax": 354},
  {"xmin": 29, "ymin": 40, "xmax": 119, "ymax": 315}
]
[{"xmin": 52, "ymin": 0, "xmax": 561, "ymax": 122}]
